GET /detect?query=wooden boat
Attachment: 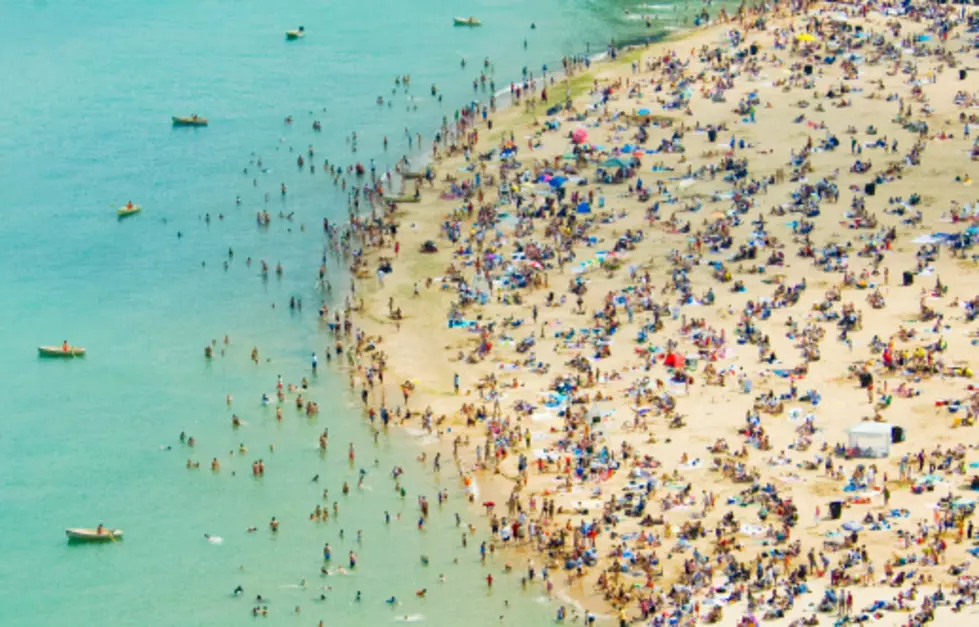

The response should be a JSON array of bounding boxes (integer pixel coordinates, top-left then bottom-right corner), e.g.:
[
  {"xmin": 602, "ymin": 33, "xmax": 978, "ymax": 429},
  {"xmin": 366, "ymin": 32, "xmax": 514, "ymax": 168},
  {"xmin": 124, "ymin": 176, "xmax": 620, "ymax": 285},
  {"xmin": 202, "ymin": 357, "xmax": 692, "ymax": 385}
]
[
  {"xmin": 383, "ymin": 195, "xmax": 421, "ymax": 204},
  {"xmin": 172, "ymin": 115, "xmax": 208, "ymax": 127},
  {"xmin": 286, "ymin": 26, "xmax": 305, "ymax": 40},
  {"xmin": 117, "ymin": 204, "xmax": 142, "ymax": 217},
  {"xmin": 453, "ymin": 17, "xmax": 481, "ymax": 26},
  {"xmin": 401, "ymin": 170, "xmax": 428, "ymax": 180},
  {"xmin": 38, "ymin": 346, "xmax": 86, "ymax": 358},
  {"xmin": 66, "ymin": 528, "xmax": 122, "ymax": 542}
]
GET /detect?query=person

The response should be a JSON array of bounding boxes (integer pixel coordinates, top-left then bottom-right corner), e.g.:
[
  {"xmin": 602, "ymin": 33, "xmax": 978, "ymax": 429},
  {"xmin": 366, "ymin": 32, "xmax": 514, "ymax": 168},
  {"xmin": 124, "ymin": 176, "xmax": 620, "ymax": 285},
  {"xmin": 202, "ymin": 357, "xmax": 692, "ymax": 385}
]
[
  {"xmin": 62, "ymin": 340, "xmax": 70, "ymax": 352},
  {"xmin": 126, "ymin": 201, "xmax": 133, "ymax": 209},
  {"xmin": 233, "ymin": 585, "xmax": 243, "ymax": 596},
  {"xmin": 96, "ymin": 523, "xmax": 105, "ymax": 535}
]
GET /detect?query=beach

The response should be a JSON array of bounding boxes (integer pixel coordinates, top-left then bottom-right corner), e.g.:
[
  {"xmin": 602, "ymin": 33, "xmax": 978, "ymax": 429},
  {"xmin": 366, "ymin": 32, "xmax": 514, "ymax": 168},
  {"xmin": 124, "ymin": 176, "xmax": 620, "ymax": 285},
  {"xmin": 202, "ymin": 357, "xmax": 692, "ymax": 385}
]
[
  {"xmin": 3, "ymin": 0, "xmax": 979, "ymax": 626},
  {"xmin": 345, "ymin": 1, "xmax": 979, "ymax": 624}
]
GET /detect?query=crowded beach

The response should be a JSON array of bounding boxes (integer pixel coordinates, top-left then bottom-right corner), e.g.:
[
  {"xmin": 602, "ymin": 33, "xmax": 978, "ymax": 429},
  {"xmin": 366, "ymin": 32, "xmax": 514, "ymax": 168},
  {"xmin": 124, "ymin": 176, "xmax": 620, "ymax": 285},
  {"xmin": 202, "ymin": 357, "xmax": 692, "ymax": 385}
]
[{"xmin": 185, "ymin": 0, "xmax": 979, "ymax": 625}]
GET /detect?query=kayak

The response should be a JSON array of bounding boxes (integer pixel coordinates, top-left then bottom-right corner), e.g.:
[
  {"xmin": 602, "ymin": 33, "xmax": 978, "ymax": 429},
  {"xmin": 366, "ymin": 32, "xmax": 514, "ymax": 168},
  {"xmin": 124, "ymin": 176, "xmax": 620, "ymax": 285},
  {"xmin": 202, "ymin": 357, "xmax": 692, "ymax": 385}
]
[
  {"xmin": 172, "ymin": 116, "xmax": 208, "ymax": 127},
  {"xmin": 384, "ymin": 195, "xmax": 421, "ymax": 203},
  {"xmin": 118, "ymin": 205, "xmax": 142, "ymax": 217},
  {"xmin": 66, "ymin": 528, "xmax": 123, "ymax": 542},
  {"xmin": 39, "ymin": 346, "xmax": 86, "ymax": 358},
  {"xmin": 453, "ymin": 17, "xmax": 481, "ymax": 26}
]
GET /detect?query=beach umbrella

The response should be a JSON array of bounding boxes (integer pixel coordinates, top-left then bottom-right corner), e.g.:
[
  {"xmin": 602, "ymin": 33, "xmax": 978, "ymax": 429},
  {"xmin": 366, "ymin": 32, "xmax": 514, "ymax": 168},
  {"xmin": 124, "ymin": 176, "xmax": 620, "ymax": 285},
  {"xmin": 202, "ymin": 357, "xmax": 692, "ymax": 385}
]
[
  {"xmin": 603, "ymin": 158, "xmax": 628, "ymax": 169},
  {"xmin": 576, "ymin": 202, "xmax": 591, "ymax": 214},
  {"xmin": 796, "ymin": 33, "xmax": 818, "ymax": 42},
  {"xmin": 571, "ymin": 128, "xmax": 588, "ymax": 144},
  {"xmin": 549, "ymin": 176, "xmax": 568, "ymax": 188},
  {"xmin": 637, "ymin": 108, "xmax": 650, "ymax": 116}
]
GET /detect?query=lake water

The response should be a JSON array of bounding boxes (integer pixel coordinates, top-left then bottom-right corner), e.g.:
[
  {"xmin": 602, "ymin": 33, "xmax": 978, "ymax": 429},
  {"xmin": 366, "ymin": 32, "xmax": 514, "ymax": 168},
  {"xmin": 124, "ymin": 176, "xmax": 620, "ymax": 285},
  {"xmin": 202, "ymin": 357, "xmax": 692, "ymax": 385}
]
[{"xmin": 0, "ymin": 1, "xmax": 704, "ymax": 624}]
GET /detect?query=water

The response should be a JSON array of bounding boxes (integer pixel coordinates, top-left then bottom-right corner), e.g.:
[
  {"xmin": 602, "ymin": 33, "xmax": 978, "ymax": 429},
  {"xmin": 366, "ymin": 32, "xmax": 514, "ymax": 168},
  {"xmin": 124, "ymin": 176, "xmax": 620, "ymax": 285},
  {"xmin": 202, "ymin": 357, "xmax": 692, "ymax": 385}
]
[{"xmin": 0, "ymin": 0, "xmax": 697, "ymax": 625}]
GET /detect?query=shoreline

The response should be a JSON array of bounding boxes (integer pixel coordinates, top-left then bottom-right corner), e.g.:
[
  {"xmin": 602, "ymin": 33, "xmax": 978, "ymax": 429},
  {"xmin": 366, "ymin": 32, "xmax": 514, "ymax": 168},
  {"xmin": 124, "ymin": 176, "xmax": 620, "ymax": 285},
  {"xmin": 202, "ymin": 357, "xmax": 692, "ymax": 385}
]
[{"xmin": 339, "ymin": 0, "xmax": 979, "ymax": 624}]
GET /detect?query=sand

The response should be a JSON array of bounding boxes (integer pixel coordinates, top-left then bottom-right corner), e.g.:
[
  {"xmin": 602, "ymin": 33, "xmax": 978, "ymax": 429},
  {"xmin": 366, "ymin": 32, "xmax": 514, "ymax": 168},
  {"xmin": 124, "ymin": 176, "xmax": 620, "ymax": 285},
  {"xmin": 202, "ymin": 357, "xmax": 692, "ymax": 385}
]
[{"xmin": 336, "ymin": 1, "xmax": 979, "ymax": 624}]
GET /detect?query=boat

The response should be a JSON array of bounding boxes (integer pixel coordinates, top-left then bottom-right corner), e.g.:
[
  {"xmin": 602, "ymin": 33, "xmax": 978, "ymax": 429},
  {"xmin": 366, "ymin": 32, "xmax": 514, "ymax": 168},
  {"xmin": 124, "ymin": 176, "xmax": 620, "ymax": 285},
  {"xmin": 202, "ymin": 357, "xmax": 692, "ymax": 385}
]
[
  {"xmin": 117, "ymin": 204, "xmax": 142, "ymax": 217},
  {"xmin": 172, "ymin": 115, "xmax": 208, "ymax": 127},
  {"xmin": 383, "ymin": 195, "xmax": 421, "ymax": 204},
  {"xmin": 453, "ymin": 17, "xmax": 481, "ymax": 26},
  {"xmin": 66, "ymin": 528, "xmax": 123, "ymax": 542},
  {"xmin": 38, "ymin": 346, "xmax": 86, "ymax": 358},
  {"xmin": 286, "ymin": 26, "xmax": 305, "ymax": 40}
]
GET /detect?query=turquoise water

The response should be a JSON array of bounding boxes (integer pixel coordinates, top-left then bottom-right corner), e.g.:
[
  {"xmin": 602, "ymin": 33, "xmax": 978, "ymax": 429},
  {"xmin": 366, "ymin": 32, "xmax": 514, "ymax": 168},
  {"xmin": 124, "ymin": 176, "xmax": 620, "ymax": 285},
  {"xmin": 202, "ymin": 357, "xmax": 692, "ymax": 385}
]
[{"xmin": 0, "ymin": 1, "xmax": 690, "ymax": 625}]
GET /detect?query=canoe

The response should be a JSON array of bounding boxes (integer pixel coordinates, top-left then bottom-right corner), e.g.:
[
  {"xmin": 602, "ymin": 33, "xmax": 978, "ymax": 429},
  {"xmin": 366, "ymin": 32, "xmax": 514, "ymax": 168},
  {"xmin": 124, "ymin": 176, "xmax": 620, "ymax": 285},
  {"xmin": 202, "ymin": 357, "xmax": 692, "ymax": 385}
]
[
  {"xmin": 38, "ymin": 346, "xmax": 86, "ymax": 358},
  {"xmin": 384, "ymin": 195, "xmax": 421, "ymax": 204},
  {"xmin": 453, "ymin": 17, "xmax": 481, "ymax": 26},
  {"xmin": 118, "ymin": 205, "xmax": 142, "ymax": 217},
  {"xmin": 401, "ymin": 171, "xmax": 427, "ymax": 179},
  {"xmin": 66, "ymin": 528, "xmax": 123, "ymax": 542},
  {"xmin": 172, "ymin": 116, "xmax": 208, "ymax": 127}
]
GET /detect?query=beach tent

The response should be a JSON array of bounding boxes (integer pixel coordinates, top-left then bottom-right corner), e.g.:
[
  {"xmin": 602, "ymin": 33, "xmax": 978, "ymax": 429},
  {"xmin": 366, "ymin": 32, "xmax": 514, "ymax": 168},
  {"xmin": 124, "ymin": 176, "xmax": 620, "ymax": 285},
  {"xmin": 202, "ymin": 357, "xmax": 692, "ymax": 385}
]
[{"xmin": 847, "ymin": 422, "xmax": 892, "ymax": 458}]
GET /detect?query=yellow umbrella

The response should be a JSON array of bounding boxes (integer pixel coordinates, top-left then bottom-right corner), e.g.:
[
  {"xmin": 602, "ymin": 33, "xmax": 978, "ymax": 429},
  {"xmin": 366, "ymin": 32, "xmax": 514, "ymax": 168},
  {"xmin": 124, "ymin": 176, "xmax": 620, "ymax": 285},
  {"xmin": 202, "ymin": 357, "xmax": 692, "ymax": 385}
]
[{"xmin": 796, "ymin": 33, "xmax": 818, "ymax": 42}]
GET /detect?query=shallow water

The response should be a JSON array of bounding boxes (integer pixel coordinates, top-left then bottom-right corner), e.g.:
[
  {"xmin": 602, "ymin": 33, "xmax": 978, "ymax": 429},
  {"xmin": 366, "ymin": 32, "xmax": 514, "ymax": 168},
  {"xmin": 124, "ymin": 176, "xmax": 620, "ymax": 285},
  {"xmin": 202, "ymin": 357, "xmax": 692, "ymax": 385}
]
[{"xmin": 0, "ymin": 0, "xmax": 713, "ymax": 624}]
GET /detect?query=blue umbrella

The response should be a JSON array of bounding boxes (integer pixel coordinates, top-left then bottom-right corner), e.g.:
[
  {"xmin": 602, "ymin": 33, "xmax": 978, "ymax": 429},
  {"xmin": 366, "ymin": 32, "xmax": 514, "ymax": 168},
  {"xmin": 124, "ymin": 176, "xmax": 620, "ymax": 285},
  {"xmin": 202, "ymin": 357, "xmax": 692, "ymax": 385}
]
[
  {"xmin": 576, "ymin": 202, "xmax": 591, "ymax": 214},
  {"xmin": 603, "ymin": 158, "xmax": 629, "ymax": 169},
  {"xmin": 549, "ymin": 176, "xmax": 568, "ymax": 188},
  {"xmin": 637, "ymin": 108, "xmax": 650, "ymax": 116}
]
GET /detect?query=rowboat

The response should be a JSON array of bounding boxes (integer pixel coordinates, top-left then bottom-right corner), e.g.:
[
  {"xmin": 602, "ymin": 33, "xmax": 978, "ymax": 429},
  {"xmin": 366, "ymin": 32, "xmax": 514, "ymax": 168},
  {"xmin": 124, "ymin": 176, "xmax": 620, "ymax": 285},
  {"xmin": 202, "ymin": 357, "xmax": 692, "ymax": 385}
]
[
  {"xmin": 286, "ymin": 26, "xmax": 305, "ymax": 40},
  {"xmin": 66, "ymin": 528, "xmax": 123, "ymax": 542},
  {"xmin": 453, "ymin": 17, "xmax": 481, "ymax": 26},
  {"xmin": 172, "ymin": 115, "xmax": 208, "ymax": 127},
  {"xmin": 38, "ymin": 346, "xmax": 86, "ymax": 358},
  {"xmin": 118, "ymin": 204, "xmax": 142, "ymax": 217},
  {"xmin": 383, "ymin": 195, "xmax": 421, "ymax": 204}
]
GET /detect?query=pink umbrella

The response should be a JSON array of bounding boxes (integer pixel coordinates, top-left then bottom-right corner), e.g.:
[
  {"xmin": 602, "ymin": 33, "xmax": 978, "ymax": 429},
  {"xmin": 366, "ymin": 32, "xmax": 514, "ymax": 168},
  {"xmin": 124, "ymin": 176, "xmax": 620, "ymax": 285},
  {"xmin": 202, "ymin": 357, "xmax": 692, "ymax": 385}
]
[{"xmin": 571, "ymin": 128, "xmax": 588, "ymax": 144}]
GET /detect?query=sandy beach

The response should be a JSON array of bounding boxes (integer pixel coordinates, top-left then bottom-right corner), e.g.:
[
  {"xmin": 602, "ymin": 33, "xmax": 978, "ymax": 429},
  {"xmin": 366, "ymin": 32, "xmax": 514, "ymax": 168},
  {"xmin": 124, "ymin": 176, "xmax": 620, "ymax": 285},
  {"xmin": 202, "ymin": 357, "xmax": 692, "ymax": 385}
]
[{"xmin": 328, "ymin": 1, "xmax": 979, "ymax": 624}]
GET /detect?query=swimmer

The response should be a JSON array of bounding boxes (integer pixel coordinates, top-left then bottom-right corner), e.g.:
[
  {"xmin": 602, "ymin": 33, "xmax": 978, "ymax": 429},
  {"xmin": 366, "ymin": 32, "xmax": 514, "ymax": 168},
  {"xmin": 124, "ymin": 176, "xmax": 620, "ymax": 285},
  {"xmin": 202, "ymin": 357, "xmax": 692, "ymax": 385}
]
[{"xmin": 233, "ymin": 585, "xmax": 244, "ymax": 596}]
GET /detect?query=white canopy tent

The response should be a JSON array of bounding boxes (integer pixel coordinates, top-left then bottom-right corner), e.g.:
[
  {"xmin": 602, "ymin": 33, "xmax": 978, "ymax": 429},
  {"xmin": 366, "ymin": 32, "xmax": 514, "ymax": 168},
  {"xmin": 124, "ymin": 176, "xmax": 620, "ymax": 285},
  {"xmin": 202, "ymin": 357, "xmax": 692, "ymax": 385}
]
[{"xmin": 847, "ymin": 422, "xmax": 892, "ymax": 458}]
